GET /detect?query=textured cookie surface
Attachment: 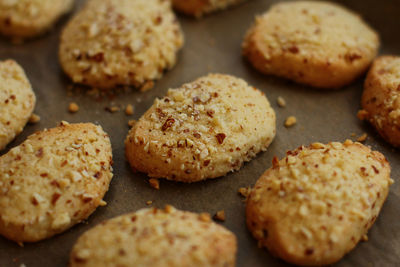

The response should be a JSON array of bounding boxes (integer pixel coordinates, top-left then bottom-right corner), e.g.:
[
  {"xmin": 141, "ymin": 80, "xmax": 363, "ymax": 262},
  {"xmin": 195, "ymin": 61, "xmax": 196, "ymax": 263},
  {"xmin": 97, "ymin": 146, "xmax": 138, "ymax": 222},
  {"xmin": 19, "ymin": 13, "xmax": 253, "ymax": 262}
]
[
  {"xmin": 359, "ymin": 56, "xmax": 400, "ymax": 147},
  {"xmin": 173, "ymin": 0, "xmax": 246, "ymax": 17},
  {"xmin": 125, "ymin": 74, "xmax": 276, "ymax": 182},
  {"xmin": 70, "ymin": 206, "xmax": 237, "ymax": 267},
  {"xmin": 0, "ymin": 60, "xmax": 35, "ymax": 151},
  {"xmin": 0, "ymin": 0, "xmax": 73, "ymax": 38},
  {"xmin": 59, "ymin": 0, "xmax": 184, "ymax": 89},
  {"xmin": 246, "ymin": 140, "xmax": 392, "ymax": 266},
  {"xmin": 0, "ymin": 122, "xmax": 113, "ymax": 243},
  {"xmin": 242, "ymin": 1, "xmax": 379, "ymax": 89}
]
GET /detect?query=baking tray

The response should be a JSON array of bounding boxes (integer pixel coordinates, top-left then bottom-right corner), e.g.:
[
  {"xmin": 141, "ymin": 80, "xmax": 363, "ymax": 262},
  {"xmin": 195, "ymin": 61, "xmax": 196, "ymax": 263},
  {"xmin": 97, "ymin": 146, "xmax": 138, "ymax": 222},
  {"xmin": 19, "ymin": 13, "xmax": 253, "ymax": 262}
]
[{"xmin": 1, "ymin": 0, "xmax": 399, "ymax": 266}]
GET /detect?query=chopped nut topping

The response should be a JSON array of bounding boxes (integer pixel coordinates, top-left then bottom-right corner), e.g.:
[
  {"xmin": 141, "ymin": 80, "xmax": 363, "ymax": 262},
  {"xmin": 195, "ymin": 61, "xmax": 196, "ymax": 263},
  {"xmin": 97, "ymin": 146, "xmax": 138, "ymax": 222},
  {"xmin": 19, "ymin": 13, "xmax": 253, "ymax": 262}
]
[
  {"xmin": 284, "ymin": 116, "xmax": 297, "ymax": 127},
  {"xmin": 68, "ymin": 102, "xmax": 79, "ymax": 113},
  {"xmin": 215, "ymin": 133, "xmax": 226, "ymax": 144},
  {"xmin": 149, "ymin": 178, "xmax": 160, "ymax": 190},
  {"xmin": 213, "ymin": 210, "xmax": 226, "ymax": 221},
  {"xmin": 277, "ymin": 96, "xmax": 286, "ymax": 107},
  {"xmin": 125, "ymin": 104, "xmax": 134, "ymax": 115},
  {"xmin": 28, "ymin": 114, "xmax": 40, "ymax": 124},
  {"xmin": 162, "ymin": 117, "xmax": 175, "ymax": 131}
]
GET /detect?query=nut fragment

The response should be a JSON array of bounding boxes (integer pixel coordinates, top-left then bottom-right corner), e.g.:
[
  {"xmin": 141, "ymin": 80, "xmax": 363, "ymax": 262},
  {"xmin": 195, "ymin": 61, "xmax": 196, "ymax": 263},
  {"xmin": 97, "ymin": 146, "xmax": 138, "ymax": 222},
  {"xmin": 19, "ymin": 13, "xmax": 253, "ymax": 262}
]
[
  {"xmin": 277, "ymin": 96, "xmax": 286, "ymax": 107},
  {"xmin": 68, "ymin": 102, "xmax": 79, "ymax": 113},
  {"xmin": 105, "ymin": 106, "xmax": 120, "ymax": 113},
  {"xmin": 284, "ymin": 116, "xmax": 297, "ymax": 127},
  {"xmin": 215, "ymin": 133, "xmax": 226, "ymax": 144},
  {"xmin": 357, "ymin": 133, "xmax": 368, "ymax": 143},
  {"xmin": 214, "ymin": 210, "xmax": 226, "ymax": 221},
  {"xmin": 125, "ymin": 104, "xmax": 134, "ymax": 116},
  {"xmin": 149, "ymin": 178, "xmax": 160, "ymax": 190}
]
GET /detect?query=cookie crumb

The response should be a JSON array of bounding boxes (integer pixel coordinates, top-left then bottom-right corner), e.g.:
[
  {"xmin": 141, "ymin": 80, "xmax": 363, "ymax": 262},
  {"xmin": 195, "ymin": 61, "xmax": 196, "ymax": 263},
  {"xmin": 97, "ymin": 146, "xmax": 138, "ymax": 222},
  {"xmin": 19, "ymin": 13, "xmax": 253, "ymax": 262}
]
[
  {"xmin": 29, "ymin": 113, "xmax": 40, "ymax": 124},
  {"xmin": 277, "ymin": 96, "xmax": 286, "ymax": 107},
  {"xmin": 128, "ymin": 120, "xmax": 137, "ymax": 127},
  {"xmin": 357, "ymin": 109, "xmax": 369, "ymax": 120},
  {"xmin": 140, "ymin": 81, "xmax": 155, "ymax": 92},
  {"xmin": 149, "ymin": 178, "xmax": 160, "ymax": 190},
  {"xmin": 146, "ymin": 200, "xmax": 153, "ymax": 205},
  {"xmin": 357, "ymin": 133, "xmax": 367, "ymax": 142},
  {"xmin": 105, "ymin": 106, "xmax": 120, "ymax": 113},
  {"xmin": 68, "ymin": 102, "xmax": 79, "ymax": 113},
  {"xmin": 199, "ymin": 213, "xmax": 211, "ymax": 222},
  {"xmin": 350, "ymin": 133, "xmax": 356, "ymax": 137},
  {"xmin": 238, "ymin": 187, "xmax": 251, "ymax": 198},
  {"xmin": 125, "ymin": 104, "xmax": 134, "ymax": 116},
  {"xmin": 284, "ymin": 116, "xmax": 297, "ymax": 127},
  {"xmin": 214, "ymin": 210, "xmax": 226, "ymax": 221}
]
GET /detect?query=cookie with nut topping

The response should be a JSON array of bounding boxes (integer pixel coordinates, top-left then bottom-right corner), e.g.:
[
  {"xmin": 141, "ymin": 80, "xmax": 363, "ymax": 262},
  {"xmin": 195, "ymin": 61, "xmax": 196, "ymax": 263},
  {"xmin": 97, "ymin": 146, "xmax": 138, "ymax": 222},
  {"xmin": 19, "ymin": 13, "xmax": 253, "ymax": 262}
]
[
  {"xmin": 0, "ymin": 0, "xmax": 74, "ymax": 39},
  {"xmin": 0, "ymin": 122, "xmax": 113, "ymax": 243},
  {"xmin": 172, "ymin": 0, "xmax": 246, "ymax": 18},
  {"xmin": 359, "ymin": 56, "xmax": 400, "ymax": 147},
  {"xmin": 59, "ymin": 0, "xmax": 184, "ymax": 89},
  {"xmin": 125, "ymin": 73, "xmax": 276, "ymax": 182},
  {"xmin": 70, "ymin": 206, "xmax": 237, "ymax": 267},
  {"xmin": 0, "ymin": 60, "xmax": 36, "ymax": 151},
  {"xmin": 246, "ymin": 140, "xmax": 392, "ymax": 266},
  {"xmin": 242, "ymin": 1, "xmax": 379, "ymax": 89}
]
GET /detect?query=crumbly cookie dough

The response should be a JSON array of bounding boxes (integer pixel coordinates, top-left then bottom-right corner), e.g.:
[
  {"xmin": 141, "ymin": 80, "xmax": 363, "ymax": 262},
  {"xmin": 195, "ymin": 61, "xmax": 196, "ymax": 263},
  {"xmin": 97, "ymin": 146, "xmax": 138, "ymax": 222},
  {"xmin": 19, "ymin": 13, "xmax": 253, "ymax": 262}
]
[
  {"xmin": 242, "ymin": 1, "xmax": 379, "ymax": 88},
  {"xmin": 0, "ymin": 122, "xmax": 113, "ymax": 243},
  {"xmin": 70, "ymin": 206, "xmax": 237, "ymax": 267},
  {"xmin": 0, "ymin": 0, "xmax": 74, "ymax": 39},
  {"xmin": 246, "ymin": 140, "xmax": 392, "ymax": 266},
  {"xmin": 125, "ymin": 73, "xmax": 276, "ymax": 182},
  {"xmin": 0, "ymin": 59, "xmax": 35, "ymax": 151},
  {"xmin": 59, "ymin": 0, "xmax": 184, "ymax": 89}
]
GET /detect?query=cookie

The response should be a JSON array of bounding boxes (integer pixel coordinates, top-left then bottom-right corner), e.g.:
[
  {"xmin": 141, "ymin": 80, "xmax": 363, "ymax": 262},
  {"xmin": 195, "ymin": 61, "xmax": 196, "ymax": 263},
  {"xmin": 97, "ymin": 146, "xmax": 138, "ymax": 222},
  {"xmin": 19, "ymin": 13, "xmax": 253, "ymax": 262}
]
[
  {"xmin": 0, "ymin": 0, "xmax": 74, "ymax": 39},
  {"xmin": 0, "ymin": 60, "xmax": 36, "ymax": 151},
  {"xmin": 359, "ymin": 56, "xmax": 400, "ymax": 147},
  {"xmin": 0, "ymin": 121, "xmax": 113, "ymax": 243},
  {"xmin": 59, "ymin": 0, "xmax": 184, "ymax": 89},
  {"xmin": 242, "ymin": 1, "xmax": 379, "ymax": 89},
  {"xmin": 172, "ymin": 0, "xmax": 246, "ymax": 17},
  {"xmin": 125, "ymin": 73, "xmax": 276, "ymax": 182},
  {"xmin": 70, "ymin": 206, "xmax": 237, "ymax": 267},
  {"xmin": 246, "ymin": 140, "xmax": 393, "ymax": 266}
]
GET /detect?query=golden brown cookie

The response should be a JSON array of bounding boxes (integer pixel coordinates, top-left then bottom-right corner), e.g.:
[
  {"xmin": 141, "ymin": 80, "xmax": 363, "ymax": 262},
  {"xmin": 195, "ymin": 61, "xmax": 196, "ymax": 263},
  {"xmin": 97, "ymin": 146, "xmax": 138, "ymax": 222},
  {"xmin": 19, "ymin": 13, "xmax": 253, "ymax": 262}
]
[
  {"xmin": 246, "ymin": 140, "xmax": 393, "ymax": 266},
  {"xmin": 172, "ymin": 0, "xmax": 246, "ymax": 17},
  {"xmin": 0, "ymin": 122, "xmax": 113, "ymax": 243},
  {"xmin": 70, "ymin": 206, "xmax": 237, "ymax": 267},
  {"xmin": 0, "ymin": 0, "xmax": 74, "ymax": 39},
  {"xmin": 242, "ymin": 1, "xmax": 379, "ymax": 89},
  {"xmin": 59, "ymin": 0, "xmax": 184, "ymax": 89},
  {"xmin": 125, "ymin": 73, "xmax": 276, "ymax": 182},
  {"xmin": 359, "ymin": 56, "xmax": 400, "ymax": 147},
  {"xmin": 0, "ymin": 59, "xmax": 35, "ymax": 151}
]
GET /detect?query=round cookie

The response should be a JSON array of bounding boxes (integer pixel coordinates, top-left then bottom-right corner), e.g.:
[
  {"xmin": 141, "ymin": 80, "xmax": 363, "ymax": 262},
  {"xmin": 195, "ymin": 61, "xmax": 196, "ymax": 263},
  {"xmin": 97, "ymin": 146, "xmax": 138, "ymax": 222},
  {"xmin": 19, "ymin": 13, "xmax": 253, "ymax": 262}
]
[
  {"xmin": 59, "ymin": 0, "xmax": 184, "ymax": 89},
  {"xmin": 0, "ymin": 0, "xmax": 74, "ymax": 39},
  {"xmin": 0, "ymin": 122, "xmax": 113, "ymax": 243},
  {"xmin": 359, "ymin": 56, "xmax": 400, "ymax": 147},
  {"xmin": 242, "ymin": 1, "xmax": 379, "ymax": 89},
  {"xmin": 246, "ymin": 140, "xmax": 393, "ymax": 266},
  {"xmin": 70, "ymin": 206, "xmax": 237, "ymax": 267},
  {"xmin": 125, "ymin": 73, "xmax": 276, "ymax": 182},
  {"xmin": 0, "ymin": 59, "xmax": 36, "ymax": 151},
  {"xmin": 172, "ymin": 0, "xmax": 246, "ymax": 18}
]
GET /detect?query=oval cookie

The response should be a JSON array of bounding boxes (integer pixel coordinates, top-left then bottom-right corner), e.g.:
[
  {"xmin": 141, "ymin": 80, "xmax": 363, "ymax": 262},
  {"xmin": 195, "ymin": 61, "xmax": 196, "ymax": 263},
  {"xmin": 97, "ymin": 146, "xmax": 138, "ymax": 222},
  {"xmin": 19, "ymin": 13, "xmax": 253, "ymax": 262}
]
[
  {"xmin": 242, "ymin": 1, "xmax": 379, "ymax": 89},
  {"xmin": 59, "ymin": 0, "xmax": 184, "ymax": 89},
  {"xmin": 0, "ymin": 0, "xmax": 74, "ymax": 39},
  {"xmin": 359, "ymin": 56, "xmax": 400, "ymax": 147},
  {"xmin": 173, "ymin": 0, "xmax": 246, "ymax": 18},
  {"xmin": 0, "ymin": 60, "xmax": 36, "ymax": 151},
  {"xmin": 246, "ymin": 140, "xmax": 392, "ymax": 266},
  {"xmin": 70, "ymin": 206, "xmax": 237, "ymax": 267},
  {"xmin": 125, "ymin": 74, "xmax": 276, "ymax": 182},
  {"xmin": 0, "ymin": 122, "xmax": 113, "ymax": 243}
]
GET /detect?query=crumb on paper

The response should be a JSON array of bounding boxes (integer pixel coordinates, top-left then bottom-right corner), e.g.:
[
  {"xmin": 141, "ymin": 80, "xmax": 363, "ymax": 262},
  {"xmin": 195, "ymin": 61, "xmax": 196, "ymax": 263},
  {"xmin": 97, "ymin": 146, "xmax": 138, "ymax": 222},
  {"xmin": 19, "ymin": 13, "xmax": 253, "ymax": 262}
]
[
  {"xmin": 105, "ymin": 106, "xmax": 120, "ymax": 113},
  {"xmin": 99, "ymin": 200, "xmax": 107, "ymax": 206},
  {"xmin": 140, "ymin": 80, "xmax": 154, "ymax": 92},
  {"xmin": 146, "ymin": 200, "xmax": 153, "ymax": 205},
  {"xmin": 351, "ymin": 132, "xmax": 356, "ymax": 137},
  {"xmin": 149, "ymin": 178, "xmax": 160, "ymax": 190},
  {"xmin": 238, "ymin": 187, "xmax": 251, "ymax": 198},
  {"xmin": 277, "ymin": 96, "xmax": 286, "ymax": 107},
  {"xmin": 125, "ymin": 104, "xmax": 134, "ymax": 116},
  {"xmin": 128, "ymin": 120, "xmax": 137, "ymax": 127},
  {"xmin": 213, "ymin": 210, "xmax": 226, "ymax": 222},
  {"xmin": 284, "ymin": 116, "xmax": 297, "ymax": 127},
  {"xmin": 357, "ymin": 133, "xmax": 367, "ymax": 142},
  {"xmin": 357, "ymin": 109, "xmax": 369, "ymax": 120},
  {"xmin": 68, "ymin": 102, "xmax": 79, "ymax": 113},
  {"xmin": 28, "ymin": 113, "xmax": 40, "ymax": 124}
]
